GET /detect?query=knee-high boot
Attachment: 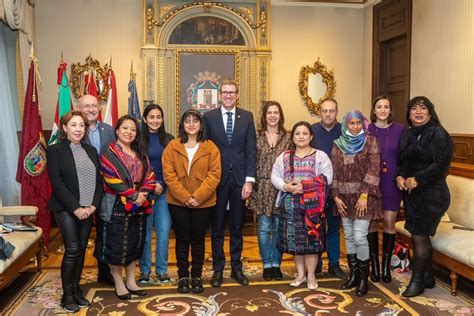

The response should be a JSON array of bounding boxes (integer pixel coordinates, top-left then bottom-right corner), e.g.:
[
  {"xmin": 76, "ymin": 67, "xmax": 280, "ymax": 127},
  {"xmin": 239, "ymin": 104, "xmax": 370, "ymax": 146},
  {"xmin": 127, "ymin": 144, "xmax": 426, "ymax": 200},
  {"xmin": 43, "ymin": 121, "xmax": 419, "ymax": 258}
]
[
  {"xmin": 367, "ymin": 232, "xmax": 380, "ymax": 282},
  {"xmin": 381, "ymin": 232, "xmax": 396, "ymax": 283},
  {"xmin": 341, "ymin": 254, "xmax": 359, "ymax": 289},
  {"xmin": 424, "ymin": 247, "xmax": 436, "ymax": 289},
  {"xmin": 402, "ymin": 253, "xmax": 427, "ymax": 297},
  {"xmin": 356, "ymin": 259, "xmax": 370, "ymax": 296}
]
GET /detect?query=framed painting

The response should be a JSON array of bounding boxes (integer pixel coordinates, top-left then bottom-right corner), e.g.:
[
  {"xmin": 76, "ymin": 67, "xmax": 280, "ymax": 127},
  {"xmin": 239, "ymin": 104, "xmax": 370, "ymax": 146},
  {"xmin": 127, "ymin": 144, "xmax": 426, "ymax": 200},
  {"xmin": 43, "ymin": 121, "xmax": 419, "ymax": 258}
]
[{"xmin": 176, "ymin": 48, "xmax": 240, "ymax": 129}]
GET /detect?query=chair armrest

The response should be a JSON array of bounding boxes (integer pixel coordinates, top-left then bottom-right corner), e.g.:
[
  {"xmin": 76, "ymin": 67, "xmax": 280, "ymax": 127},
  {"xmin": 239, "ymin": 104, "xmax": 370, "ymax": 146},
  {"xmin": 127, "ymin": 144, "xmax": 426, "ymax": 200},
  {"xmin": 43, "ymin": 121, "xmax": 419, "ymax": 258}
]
[{"xmin": 0, "ymin": 206, "xmax": 39, "ymax": 216}]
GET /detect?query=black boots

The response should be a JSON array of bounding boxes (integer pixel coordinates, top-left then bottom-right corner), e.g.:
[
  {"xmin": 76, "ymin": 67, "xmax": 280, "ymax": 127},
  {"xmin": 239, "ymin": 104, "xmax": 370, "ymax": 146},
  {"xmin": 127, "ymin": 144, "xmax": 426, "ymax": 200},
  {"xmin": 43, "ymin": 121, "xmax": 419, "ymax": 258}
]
[
  {"xmin": 367, "ymin": 232, "xmax": 380, "ymax": 282},
  {"xmin": 424, "ymin": 247, "xmax": 436, "ymax": 289},
  {"xmin": 341, "ymin": 254, "xmax": 359, "ymax": 289},
  {"xmin": 381, "ymin": 232, "xmax": 396, "ymax": 283},
  {"xmin": 73, "ymin": 284, "xmax": 90, "ymax": 308},
  {"xmin": 402, "ymin": 254, "xmax": 428, "ymax": 297},
  {"xmin": 356, "ymin": 259, "xmax": 370, "ymax": 297}
]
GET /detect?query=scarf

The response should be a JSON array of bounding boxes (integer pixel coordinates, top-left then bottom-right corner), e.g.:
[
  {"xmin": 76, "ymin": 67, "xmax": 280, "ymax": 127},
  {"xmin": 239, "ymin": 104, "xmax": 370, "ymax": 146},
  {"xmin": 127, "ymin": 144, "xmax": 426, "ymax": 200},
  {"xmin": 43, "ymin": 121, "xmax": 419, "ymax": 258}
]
[
  {"xmin": 300, "ymin": 175, "xmax": 327, "ymax": 241},
  {"xmin": 334, "ymin": 110, "xmax": 368, "ymax": 155},
  {"xmin": 100, "ymin": 142, "xmax": 156, "ymax": 214}
]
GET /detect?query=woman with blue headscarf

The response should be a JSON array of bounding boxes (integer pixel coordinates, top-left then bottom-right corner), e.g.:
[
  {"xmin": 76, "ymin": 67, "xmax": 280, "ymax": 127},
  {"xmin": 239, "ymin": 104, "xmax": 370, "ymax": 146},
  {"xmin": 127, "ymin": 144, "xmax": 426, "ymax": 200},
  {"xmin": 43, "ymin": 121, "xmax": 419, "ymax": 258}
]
[{"xmin": 331, "ymin": 110, "xmax": 382, "ymax": 297}]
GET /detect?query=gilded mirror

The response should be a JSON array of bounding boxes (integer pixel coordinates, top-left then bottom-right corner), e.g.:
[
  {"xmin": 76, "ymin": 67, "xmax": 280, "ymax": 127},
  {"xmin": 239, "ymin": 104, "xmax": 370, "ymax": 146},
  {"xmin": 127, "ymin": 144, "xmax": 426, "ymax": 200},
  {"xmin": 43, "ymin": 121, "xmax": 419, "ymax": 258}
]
[
  {"xmin": 299, "ymin": 58, "xmax": 336, "ymax": 115},
  {"xmin": 70, "ymin": 56, "xmax": 110, "ymax": 101}
]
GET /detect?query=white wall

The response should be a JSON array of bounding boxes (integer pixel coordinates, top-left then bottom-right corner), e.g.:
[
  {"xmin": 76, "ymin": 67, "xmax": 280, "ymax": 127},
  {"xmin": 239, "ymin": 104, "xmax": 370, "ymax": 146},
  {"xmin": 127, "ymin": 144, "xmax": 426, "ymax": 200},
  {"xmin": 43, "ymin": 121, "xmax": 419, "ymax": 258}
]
[
  {"xmin": 270, "ymin": 5, "xmax": 365, "ymax": 127},
  {"xmin": 35, "ymin": 0, "xmax": 142, "ymax": 129},
  {"xmin": 411, "ymin": 0, "xmax": 474, "ymax": 133}
]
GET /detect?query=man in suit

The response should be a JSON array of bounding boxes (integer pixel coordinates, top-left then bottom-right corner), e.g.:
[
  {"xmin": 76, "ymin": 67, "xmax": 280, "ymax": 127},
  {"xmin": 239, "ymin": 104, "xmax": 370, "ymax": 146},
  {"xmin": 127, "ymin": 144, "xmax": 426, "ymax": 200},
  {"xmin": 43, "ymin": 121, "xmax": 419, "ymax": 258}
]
[
  {"xmin": 203, "ymin": 79, "xmax": 257, "ymax": 287},
  {"xmin": 77, "ymin": 94, "xmax": 115, "ymax": 285}
]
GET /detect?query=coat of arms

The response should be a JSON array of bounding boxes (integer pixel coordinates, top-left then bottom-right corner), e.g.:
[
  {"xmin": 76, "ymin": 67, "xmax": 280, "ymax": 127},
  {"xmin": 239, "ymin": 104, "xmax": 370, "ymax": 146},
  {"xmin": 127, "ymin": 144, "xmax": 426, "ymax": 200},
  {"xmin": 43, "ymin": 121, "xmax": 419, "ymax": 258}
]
[{"xmin": 187, "ymin": 71, "xmax": 221, "ymax": 112}]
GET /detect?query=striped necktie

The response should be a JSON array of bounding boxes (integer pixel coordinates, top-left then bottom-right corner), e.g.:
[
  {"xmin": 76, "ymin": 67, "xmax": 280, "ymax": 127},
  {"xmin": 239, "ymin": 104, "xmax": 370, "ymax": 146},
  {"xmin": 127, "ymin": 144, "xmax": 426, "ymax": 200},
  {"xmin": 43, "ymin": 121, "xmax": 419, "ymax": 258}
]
[{"xmin": 225, "ymin": 111, "xmax": 233, "ymax": 144}]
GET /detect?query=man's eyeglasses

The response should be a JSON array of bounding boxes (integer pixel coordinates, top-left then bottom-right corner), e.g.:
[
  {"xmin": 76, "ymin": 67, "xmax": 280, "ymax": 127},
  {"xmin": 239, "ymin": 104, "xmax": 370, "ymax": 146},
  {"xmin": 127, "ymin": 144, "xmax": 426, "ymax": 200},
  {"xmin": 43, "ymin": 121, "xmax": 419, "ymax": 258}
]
[
  {"xmin": 321, "ymin": 109, "xmax": 336, "ymax": 114},
  {"xmin": 81, "ymin": 103, "xmax": 99, "ymax": 109},
  {"xmin": 221, "ymin": 91, "xmax": 237, "ymax": 96}
]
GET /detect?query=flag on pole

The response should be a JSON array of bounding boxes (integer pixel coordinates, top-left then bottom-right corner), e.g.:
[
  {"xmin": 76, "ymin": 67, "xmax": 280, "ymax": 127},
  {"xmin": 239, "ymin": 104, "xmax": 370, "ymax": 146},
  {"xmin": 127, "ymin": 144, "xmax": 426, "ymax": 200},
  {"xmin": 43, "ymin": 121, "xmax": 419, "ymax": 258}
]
[
  {"xmin": 16, "ymin": 59, "xmax": 51, "ymax": 247},
  {"xmin": 104, "ymin": 69, "xmax": 118, "ymax": 126},
  {"xmin": 128, "ymin": 61, "xmax": 141, "ymax": 121},
  {"xmin": 49, "ymin": 62, "xmax": 72, "ymax": 145},
  {"xmin": 86, "ymin": 72, "xmax": 103, "ymax": 122}
]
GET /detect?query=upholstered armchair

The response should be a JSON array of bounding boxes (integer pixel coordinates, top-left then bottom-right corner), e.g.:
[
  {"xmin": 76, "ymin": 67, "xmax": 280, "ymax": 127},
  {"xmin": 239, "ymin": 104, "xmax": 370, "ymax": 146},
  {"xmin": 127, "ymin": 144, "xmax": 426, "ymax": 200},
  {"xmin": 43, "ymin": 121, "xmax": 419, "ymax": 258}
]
[{"xmin": 0, "ymin": 206, "xmax": 43, "ymax": 291}]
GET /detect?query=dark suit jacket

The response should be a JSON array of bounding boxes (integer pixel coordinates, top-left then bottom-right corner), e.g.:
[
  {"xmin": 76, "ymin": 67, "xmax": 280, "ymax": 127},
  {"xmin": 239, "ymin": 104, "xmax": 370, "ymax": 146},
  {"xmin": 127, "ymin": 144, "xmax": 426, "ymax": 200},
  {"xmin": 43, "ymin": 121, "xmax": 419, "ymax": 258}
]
[
  {"xmin": 84, "ymin": 122, "xmax": 116, "ymax": 155},
  {"xmin": 204, "ymin": 107, "xmax": 256, "ymax": 186},
  {"xmin": 47, "ymin": 140, "xmax": 103, "ymax": 213}
]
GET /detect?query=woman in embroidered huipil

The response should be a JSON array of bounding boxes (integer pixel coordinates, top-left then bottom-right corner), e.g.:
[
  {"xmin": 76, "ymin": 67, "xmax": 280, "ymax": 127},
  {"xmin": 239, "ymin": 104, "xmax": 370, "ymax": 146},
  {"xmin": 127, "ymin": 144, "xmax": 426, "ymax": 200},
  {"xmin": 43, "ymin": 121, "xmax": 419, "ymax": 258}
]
[
  {"xmin": 95, "ymin": 115, "xmax": 156, "ymax": 301},
  {"xmin": 271, "ymin": 121, "xmax": 333, "ymax": 290},
  {"xmin": 367, "ymin": 95, "xmax": 405, "ymax": 284},
  {"xmin": 248, "ymin": 101, "xmax": 291, "ymax": 281},
  {"xmin": 47, "ymin": 111, "xmax": 103, "ymax": 313},
  {"xmin": 331, "ymin": 110, "xmax": 382, "ymax": 297}
]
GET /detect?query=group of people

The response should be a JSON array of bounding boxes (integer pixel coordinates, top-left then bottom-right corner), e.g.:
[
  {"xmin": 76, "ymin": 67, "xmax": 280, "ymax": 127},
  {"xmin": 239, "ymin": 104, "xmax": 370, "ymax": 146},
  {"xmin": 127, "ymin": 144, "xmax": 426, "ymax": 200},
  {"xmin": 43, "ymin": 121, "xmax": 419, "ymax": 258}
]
[{"xmin": 46, "ymin": 79, "xmax": 453, "ymax": 313}]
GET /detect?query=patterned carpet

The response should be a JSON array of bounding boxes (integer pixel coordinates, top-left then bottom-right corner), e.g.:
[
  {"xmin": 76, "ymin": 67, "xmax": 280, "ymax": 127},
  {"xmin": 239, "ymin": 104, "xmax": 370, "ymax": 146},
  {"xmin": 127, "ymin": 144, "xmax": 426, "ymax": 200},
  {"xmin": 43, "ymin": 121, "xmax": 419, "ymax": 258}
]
[{"xmin": 2, "ymin": 266, "xmax": 473, "ymax": 315}]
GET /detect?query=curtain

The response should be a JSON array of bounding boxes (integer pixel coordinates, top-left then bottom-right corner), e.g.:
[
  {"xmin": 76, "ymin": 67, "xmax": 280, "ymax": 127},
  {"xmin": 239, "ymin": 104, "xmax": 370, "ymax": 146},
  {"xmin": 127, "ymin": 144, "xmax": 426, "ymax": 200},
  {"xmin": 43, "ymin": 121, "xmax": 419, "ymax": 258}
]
[{"xmin": 0, "ymin": 22, "xmax": 21, "ymax": 205}]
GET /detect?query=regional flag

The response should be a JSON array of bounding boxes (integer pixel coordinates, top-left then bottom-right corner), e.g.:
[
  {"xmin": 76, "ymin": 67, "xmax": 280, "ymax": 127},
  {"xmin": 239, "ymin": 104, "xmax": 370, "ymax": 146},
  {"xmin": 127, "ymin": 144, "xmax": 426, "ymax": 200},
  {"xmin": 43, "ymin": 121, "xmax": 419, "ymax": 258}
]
[
  {"xmin": 48, "ymin": 62, "xmax": 72, "ymax": 145},
  {"xmin": 104, "ymin": 69, "xmax": 118, "ymax": 126},
  {"xmin": 86, "ymin": 72, "xmax": 103, "ymax": 122},
  {"xmin": 16, "ymin": 59, "xmax": 51, "ymax": 247},
  {"xmin": 128, "ymin": 77, "xmax": 141, "ymax": 121}
]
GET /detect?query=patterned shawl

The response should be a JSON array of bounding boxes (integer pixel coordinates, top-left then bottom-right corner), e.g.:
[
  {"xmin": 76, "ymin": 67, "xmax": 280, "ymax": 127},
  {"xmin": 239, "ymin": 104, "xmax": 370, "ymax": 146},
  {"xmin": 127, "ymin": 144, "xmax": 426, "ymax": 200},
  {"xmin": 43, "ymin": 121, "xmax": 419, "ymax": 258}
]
[
  {"xmin": 334, "ymin": 110, "xmax": 369, "ymax": 155},
  {"xmin": 300, "ymin": 175, "xmax": 327, "ymax": 241},
  {"xmin": 100, "ymin": 142, "xmax": 156, "ymax": 213}
]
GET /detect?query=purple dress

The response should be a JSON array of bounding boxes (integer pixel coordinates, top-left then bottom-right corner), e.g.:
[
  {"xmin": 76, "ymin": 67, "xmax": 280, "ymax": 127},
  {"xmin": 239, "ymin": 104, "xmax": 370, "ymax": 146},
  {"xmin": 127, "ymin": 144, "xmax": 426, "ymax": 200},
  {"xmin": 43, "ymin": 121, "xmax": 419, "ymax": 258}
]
[{"xmin": 368, "ymin": 123, "xmax": 404, "ymax": 211}]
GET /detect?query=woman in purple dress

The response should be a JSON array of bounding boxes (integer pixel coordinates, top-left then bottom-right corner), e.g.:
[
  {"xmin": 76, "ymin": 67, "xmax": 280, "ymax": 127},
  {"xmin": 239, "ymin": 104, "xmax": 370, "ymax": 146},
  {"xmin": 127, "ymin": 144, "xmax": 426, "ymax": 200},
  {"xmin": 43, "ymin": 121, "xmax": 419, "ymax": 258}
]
[{"xmin": 367, "ymin": 95, "xmax": 404, "ymax": 283}]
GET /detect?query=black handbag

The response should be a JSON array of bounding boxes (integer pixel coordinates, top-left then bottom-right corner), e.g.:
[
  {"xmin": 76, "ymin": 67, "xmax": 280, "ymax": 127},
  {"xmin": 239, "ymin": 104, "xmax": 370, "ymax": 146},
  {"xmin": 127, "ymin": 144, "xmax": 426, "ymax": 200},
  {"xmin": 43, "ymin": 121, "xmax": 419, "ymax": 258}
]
[{"xmin": 0, "ymin": 236, "xmax": 15, "ymax": 260}]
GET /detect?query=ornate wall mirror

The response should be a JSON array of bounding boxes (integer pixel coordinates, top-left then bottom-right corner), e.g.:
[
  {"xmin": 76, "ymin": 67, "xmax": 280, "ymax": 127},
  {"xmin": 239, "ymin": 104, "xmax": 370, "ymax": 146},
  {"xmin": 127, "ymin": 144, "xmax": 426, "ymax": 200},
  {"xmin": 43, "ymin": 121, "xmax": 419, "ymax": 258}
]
[
  {"xmin": 70, "ymin": 56, "xmax": 110, "ymax": 101},
  {"xmin": 299, "ymin": 58, "xmax": 336, "ymax": 115}
]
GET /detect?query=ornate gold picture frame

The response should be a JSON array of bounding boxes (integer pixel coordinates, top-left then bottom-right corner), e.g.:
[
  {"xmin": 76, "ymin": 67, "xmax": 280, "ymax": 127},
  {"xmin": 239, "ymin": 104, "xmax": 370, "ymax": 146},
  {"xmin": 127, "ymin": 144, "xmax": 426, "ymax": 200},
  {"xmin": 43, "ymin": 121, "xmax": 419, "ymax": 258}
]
[
  {"xmin": 299, "ymin": 58, "xmax": 336, "ymax": 115},
  {"xmin": 70, "ymin": 56, "xmax": 110, "ymax": 101},
  {"xmin": 175, "ymin": 48, "xmax": 240, "ymax": 130}
]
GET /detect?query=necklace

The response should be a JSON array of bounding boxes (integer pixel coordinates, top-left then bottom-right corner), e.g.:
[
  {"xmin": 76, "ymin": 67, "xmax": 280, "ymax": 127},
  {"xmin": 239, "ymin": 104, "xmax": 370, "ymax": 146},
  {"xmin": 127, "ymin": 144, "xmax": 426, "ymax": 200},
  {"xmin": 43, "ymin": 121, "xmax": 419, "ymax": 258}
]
[
  {"xmin": 375, "ymin": 124, "xmax": 390, "ymax": 174},
  {"xmin": 265, "ymin": 131, "xmax": 279, "ymax": 148}
]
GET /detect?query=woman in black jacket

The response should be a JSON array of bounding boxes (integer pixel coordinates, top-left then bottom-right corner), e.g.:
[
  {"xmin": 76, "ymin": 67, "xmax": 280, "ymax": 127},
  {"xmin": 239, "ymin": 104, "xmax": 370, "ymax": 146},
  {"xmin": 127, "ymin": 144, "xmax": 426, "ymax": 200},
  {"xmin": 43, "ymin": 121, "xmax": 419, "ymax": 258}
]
[
  {"xmin": 396, "ymin": 96, "xmax": 453, "ymax": 297},
  {"xmin": 47, "ymin": 110, "xmax": 103, "ymax": 313}
]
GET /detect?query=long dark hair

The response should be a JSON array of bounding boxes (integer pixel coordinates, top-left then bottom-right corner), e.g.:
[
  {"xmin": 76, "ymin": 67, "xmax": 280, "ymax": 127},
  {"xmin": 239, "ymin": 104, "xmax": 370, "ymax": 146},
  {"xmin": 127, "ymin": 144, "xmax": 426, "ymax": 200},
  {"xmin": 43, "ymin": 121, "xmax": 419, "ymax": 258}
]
[
  {"xmin": 406, "ymin": 96, "xmax": 442, "ymax": 127},
  {"xmin": 258, "ymin": 100, "xmax": 286, "ymax": 133},
  {"xmin": 141, "ymin": 103, "xmax": 170, "ymax": 152},
  {"xmin": 288, "ymin": 121, "xmax": 314, "ymax": 178},
  {"xmin": 370, "ymin": 94, "xmax": 393, "ymax": 124},
  {"xmin": 115, "ymin": 115, "xmax": 149, "ymax": 183},
  {"xmin": 178, "ymin": 109, "xmax": 207, "ymax": 143}
]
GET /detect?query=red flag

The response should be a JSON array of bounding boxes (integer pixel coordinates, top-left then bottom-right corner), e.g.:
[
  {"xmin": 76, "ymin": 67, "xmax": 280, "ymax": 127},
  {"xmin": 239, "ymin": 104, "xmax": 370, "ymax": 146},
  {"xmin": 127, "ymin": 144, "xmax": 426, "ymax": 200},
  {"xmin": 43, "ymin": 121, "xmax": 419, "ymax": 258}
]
[
  {"xmin": 104, "ymin": 69, "xmax": 118, "ymax": 126},
  {"xmin": 16, "ymin": 60, "xmax": 51, "ymax": 247},
  {"xmin": 86, "ymin": 72, "xmax": 102, "ymax": 122}
]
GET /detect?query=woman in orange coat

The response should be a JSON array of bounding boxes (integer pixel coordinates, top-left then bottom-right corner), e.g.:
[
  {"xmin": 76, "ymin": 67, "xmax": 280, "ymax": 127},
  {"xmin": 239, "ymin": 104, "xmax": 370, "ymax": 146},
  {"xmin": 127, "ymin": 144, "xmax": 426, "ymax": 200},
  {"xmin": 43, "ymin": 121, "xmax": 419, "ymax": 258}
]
[{"xmin": 162, "ymin": 109, "xmax": 221, "ymax": 294}]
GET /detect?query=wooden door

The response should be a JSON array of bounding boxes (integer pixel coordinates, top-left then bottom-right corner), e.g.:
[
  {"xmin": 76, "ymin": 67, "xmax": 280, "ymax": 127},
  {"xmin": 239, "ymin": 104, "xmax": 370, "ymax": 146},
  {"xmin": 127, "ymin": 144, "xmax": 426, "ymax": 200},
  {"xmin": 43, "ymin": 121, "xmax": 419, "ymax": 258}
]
[{"xmin": 373, "ymin": 0, "xmax": 412, "ymax": 125}]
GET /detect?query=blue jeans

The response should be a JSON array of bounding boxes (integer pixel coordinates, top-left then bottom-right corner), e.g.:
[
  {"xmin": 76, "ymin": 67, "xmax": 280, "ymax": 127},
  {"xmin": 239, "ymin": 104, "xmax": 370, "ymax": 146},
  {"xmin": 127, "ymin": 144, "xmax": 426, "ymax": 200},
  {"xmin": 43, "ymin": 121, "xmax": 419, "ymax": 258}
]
[
  {"xmin": 258, "ymin": 214, "xmax": 282, "ymax": 268},
  {"xmin": 139, "ymin": 192, "xmax": 171, "ymax": 275},
  {"xmin": 317, "ymin": 199, "xmax": 341, "ymax": 270}
]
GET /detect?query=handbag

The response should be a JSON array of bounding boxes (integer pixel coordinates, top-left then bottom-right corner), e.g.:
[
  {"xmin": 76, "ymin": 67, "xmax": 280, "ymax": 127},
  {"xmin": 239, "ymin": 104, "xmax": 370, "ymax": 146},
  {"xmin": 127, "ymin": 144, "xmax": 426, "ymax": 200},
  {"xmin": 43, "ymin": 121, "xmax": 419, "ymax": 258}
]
[
  {"xmin": 0, "ymin": 236, "xmax": 15, "ymax": 260},
  {"xmin": 390, "ymin": 239, "xmax": 411, "ymax": 273}
]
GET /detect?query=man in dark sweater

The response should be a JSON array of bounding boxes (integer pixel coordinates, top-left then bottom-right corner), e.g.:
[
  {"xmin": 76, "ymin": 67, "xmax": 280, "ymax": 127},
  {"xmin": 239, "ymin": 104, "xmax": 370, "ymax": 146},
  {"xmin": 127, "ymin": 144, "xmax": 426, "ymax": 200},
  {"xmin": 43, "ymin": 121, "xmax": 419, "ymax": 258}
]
[{"xmin": 310, "ymin": 98, "xmax": 346, "ymax": 279}]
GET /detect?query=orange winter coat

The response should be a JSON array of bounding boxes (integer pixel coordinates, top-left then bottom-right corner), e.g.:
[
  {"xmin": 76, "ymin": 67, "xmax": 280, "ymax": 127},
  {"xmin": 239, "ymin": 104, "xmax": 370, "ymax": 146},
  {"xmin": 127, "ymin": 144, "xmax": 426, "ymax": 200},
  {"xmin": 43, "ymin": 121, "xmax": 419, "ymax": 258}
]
[{"xmin": 162, "ymin": 138, "xmax": 221, "ymax": 208}]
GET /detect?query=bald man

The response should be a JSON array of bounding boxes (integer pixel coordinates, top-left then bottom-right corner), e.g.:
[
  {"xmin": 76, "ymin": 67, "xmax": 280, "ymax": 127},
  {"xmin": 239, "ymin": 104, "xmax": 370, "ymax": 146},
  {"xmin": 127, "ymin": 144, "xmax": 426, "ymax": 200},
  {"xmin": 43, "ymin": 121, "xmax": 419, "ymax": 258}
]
[{"xmin": 77, "ymin": 94, "xmax": 115, "ymax": 285}]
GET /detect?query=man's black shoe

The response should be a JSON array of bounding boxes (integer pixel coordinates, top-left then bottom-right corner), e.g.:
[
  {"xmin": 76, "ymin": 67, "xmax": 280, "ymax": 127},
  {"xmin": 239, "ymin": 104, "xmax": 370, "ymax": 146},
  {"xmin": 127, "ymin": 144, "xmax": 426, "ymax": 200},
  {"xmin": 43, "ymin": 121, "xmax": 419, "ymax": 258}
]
[
  {"xmin": 191, "ymin": 277, "xmax": 204, "ymax": 293},
  {"xmin": 328, "ymin": 265, "xmax": 347, "ymax": 280},
  {"xmin": 231, "ymin": 269, "xmax": 249, "ymax": 286},
  {"xmin": 210, "ymin": 271, "xmax": 223, "ymax": 287},
  {"xmin": 97, "ymin": 273, "xmax": 115, "ymax": 286},
  {"xmin": 272, "ymin": 267, "xmax": 283, "ymax": 280},
  {"xmin": 263, "ymin": 268, "xmax": 273, "ymax": 281},
  {"xmin": 177, "ymin": 278, "xmax": 190, "ymax": 293}
]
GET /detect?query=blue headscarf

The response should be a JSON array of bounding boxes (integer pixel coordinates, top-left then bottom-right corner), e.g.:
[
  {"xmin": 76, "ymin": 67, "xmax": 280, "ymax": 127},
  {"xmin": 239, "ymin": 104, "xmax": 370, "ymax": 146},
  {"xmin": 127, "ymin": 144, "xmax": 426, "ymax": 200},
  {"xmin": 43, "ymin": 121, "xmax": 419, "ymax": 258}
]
[{"xmin": 334, "ymin": 110, "xmax": 368, "ymax": 155}]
